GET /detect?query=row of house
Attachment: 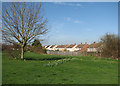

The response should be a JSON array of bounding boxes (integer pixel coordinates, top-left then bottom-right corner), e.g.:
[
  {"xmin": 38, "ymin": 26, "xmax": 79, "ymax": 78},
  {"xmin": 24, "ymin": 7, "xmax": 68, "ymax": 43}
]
[{"xmin": 43, "ymin": 42, "xmax": 102, "ymax": 52}]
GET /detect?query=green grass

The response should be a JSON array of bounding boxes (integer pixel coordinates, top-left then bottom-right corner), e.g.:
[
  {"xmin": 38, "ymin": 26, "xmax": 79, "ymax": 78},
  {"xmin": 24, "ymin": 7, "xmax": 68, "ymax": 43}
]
[
  {"xmin": 2, "ymin": 52, "xmax": 118, "ymax": 84},
  {"xmin": 24, "ymin": 52, "xmax": 71, "ymax": 60}
]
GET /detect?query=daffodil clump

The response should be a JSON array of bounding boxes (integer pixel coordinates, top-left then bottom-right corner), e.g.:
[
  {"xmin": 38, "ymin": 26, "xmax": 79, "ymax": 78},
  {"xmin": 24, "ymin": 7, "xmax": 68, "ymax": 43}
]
[{"xmin": 44, "ymin": 58, "xmax": 71, "ymax": 67}]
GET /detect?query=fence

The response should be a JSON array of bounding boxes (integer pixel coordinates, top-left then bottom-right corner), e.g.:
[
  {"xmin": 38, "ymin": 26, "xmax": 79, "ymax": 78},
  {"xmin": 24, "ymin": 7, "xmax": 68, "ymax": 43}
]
[{"xmin": 46, "ymin": 50, "xmax": 101, "ymax": 56}]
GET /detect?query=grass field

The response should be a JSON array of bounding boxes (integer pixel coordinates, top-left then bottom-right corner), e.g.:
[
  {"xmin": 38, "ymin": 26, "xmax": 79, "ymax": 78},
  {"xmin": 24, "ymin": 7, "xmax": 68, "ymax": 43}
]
[{"xmin": 2, "ymin": 52, "xmax": 118, "ymax": 84}]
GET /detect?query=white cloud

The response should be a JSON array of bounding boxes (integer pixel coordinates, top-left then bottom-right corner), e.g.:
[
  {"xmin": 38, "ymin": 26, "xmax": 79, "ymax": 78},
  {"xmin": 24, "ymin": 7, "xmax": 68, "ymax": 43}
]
[
  {"xmin": 75, "ymin": 3, "xmax": 81, "ymax": 6},
  {"xmin": 53, "ymin": 2, "xmax": 82, "ymax": 7},
  {"xmin": 66, "ymin": 17, "xmax": 71, "ymax": 21},
  {"xmin": 73, "ymin": 20, "xmax": 82, "ymax": 24},
  {"xmin": 65, "ymin": 17, "xmax": 83, "ymax": 24}
]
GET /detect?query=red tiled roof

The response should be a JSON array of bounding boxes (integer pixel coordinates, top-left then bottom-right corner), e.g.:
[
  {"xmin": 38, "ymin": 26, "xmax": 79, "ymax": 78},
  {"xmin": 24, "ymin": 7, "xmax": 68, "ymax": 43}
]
[
  {"xmin": 46, "ymin": 45, "xmax": 50, "ymax": 48},
  {"xmin": 75, "ymin": 44, "xmax": 89, "ymax": 52},
  {"xmin": 67, "ymin": 44, "xmax": 76, "ymax": 48},
  {"xmin": 76, "ymin": 44, "xmax": 85, "ymax": 48},
  {"xmin": 50, "ymin": 45, "xmax": 55, "ymax": 48},
  {"xmin": 42, "ymin": 45, "xmax": 46, "ymax": 48},
  {"xmin": 87, "ymin": 42, "xmax": 102, "ymax": 48},
  {"xmin": 56, "ymin": 45, "xmax": 67, "ymax": 48}
]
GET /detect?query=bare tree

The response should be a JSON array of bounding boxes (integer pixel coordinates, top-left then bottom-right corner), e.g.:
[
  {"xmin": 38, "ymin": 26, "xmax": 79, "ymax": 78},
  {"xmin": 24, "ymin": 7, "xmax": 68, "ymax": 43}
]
[
  {"xmin": 2, "ymin": 2, "xmax": 48, "ymax": 59},
  {"xmin": 100, "ymin": 33, "xmax": 118, "ymax": 59}
]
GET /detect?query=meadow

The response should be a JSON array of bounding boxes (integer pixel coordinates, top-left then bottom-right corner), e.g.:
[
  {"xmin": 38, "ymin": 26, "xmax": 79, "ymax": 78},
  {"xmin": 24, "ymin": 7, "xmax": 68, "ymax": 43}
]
[{"xmin": 2, "ymin": 52, "xmax": 118, "ymax": 84}]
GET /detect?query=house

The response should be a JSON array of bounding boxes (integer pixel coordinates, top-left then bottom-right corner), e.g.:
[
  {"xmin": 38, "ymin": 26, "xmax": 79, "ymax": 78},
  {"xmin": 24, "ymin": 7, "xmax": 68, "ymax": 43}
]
[
  {"xmin": 55, "ymin": 45, "xmax": 69, "ymax": 51},
  {"xmin": 81, "ymin": 43, "xmax": 89, "ymax": 52},
  {"xmin": 42, "ymin": 45, "xmax": 47, "ymax": 48},
  {"xmin": 87, "ymin": 42, "xmax": 102, "ymax": 52},
  {"xmin": 75, "ymin": 42, "xmax": 89, "ymax": 52},
  {"xmin": 46, "ymin": 45, "xmax": 52, "ymax": 50},
  {"xmin": 49, "ymin": 45, "xmax": 58, "ymax": 51},
  {"xmin": 66, "ymin": 44, "xmax": 77, "ymax": 52},
  {"xmin": 44, "ymin": 42, "xmax": 102, "ymax": 52}
]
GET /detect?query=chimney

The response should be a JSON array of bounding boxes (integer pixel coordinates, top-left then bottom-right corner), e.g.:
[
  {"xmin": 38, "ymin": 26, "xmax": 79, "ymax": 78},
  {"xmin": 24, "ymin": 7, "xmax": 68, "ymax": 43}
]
[
  {"xmin": 85, "ymin": 42, "xmax": 87, "ymax": 44},
  {"xmin": 81, "ymin": 42, "xmax": 82, "ymax": 44}
]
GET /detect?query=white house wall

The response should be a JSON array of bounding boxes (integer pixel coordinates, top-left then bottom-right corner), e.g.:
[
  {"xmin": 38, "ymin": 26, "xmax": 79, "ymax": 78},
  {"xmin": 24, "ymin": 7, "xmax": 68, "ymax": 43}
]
[
  {"xmin": 52, "ymin": 45, "xmax": 58, "ymax": 51},
  {"xmin": 46, "ymin": 45, "xmax": 52, "ymax": 50},
  {"xmin": 66, "ymin": 45, "xmax": 77, "ymax": 52},
  {"xmin": 59, "ymin": 48, "xmax": 64, "ymax": 51},
  {"xmin": 74, "ymin": 48, "xmax": 81, "ymax": 51},
  {"xmin": 87, "ymin": 48, "xmax": 97, "ymax": 52}
]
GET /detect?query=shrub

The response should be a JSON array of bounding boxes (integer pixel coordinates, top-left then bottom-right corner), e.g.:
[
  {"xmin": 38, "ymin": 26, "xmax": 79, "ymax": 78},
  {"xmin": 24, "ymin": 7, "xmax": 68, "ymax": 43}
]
[
  {"xmin": 29, "ymin": 46, "xmax": 46, "ymax": 54},
  {"xmin": 42, "ymin": 48, "xmax": 47, "ymax": 54},
  {"xmin": 100, "ymin": 33, "xmax": 118, "ymax": 59},
  {"xmin": 28, "ymin": 39, "xmax": 46, "ymax": 54},
  {"xmin": 56, "ymin": 49, "xmax": 59, "ymax": 51},
  {"xmin": 2, "ymin": 43, "xmax": 21, "ymax": 59},
  {"xmin": 32, "ymin": 39, "xmax": 42, "ymax": 48},
  {"xmin": 24, "ymin": 45, "xmax": 31, "ymax": 52}
]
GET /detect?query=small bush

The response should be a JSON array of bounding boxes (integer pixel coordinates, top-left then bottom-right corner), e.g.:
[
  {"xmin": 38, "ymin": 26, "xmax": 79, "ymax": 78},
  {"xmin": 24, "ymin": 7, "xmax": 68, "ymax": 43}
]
[
  {"xmin": 100, "ymin": 33, "xmax": 118, "ymax": 59},
  {"xmin": 29, "ymin": 47, "xmax": 47, "ymax": 54},
  {"xmin": 28, "ymin": 39, "xmax": 46, "ymax": 54},
  {"xmin": 24, "ymin": 45, "xmax": 31, "ymax": 52},
  {"xmin": 2, "ymin": 44, "xmax": 21, "ymax": 59},
  {"xmin": 42, "ymin": 48, "xmax": 47, "ymax": 54},
  {"xmin": 56, "ymin": 49, "xmax": 59, "ymax": 51}
]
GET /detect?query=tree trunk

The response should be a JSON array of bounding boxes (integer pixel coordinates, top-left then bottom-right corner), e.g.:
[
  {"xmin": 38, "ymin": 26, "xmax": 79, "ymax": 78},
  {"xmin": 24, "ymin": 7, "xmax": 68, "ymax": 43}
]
[{"xmin": 21, "ymin": 46, "xmax": 24, "ymax": 59}]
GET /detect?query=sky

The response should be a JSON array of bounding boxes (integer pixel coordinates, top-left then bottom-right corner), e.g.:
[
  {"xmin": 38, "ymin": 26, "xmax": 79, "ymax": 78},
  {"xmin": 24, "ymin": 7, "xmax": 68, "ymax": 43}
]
[
  {"xmin": 2, "ymin": 2, "xmax": 118, "ymax": 45},
  {"xmin": 40, "ymin": 2, "xmax": 118, "ymax": 45}
]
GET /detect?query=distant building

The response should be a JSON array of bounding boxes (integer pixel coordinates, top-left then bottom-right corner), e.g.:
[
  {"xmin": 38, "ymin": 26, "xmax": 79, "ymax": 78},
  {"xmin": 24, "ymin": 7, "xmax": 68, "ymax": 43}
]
[
  {"xmin": 66, "ymin": 44, "xmax": 77, "ymax": 51},
  {"xmin": 49, "ymin": 45, "xmax": 58, "ymax": 51},
  {"xmin": 46, "ymin": 45, "xmax": 52, "ymax": 50},
  {"xmin": 42, "ymin": 45, "xmax": 47, "ymax": 48},
  {"xmin": 87, "ymin": 42, "xmax": 102, "ymax": 52},
  {"xmin": 75, "ymin": 42, "xmax": 89, "ymax": 52},
  {"xmin": 44, "ymin": 42, "xmax": 102, "ymax": 52},
  {"xmin": 55, "ymin": 45, "xmax": 68, "ymax": 51}
]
